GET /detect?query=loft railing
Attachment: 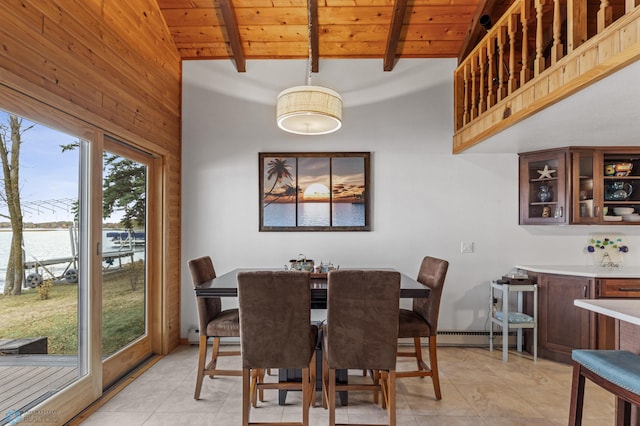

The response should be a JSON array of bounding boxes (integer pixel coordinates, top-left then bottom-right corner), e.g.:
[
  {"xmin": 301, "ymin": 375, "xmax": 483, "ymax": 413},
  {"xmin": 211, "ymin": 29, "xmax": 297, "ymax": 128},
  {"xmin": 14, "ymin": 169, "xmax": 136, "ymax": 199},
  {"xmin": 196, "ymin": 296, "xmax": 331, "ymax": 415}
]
[{"xmin": 453, "ymin": 0, "xmax": 640, "ymax": 153}]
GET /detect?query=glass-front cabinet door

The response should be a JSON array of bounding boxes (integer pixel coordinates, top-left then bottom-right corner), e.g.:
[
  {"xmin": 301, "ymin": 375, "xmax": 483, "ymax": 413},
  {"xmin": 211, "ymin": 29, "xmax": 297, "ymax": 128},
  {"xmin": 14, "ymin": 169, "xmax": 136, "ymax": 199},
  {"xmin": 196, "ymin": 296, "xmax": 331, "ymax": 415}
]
[
  {"xmin": 602, "ymin": 150, "xmax": 640, "ymax": 223},
  {"xmin": 572, "ymin": 150, "xmax": 600, "ymax": 224},
  {"xmin": 519, "ymin": 150, "xmax": 567, "ymax": 224}
]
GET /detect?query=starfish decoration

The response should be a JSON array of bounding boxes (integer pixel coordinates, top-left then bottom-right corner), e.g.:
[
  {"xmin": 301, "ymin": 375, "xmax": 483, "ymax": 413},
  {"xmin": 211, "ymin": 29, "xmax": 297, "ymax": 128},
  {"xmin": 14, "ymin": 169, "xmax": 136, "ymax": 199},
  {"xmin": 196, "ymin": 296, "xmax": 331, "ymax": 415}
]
[{"xmin": 537, "ymin": 164, "xmax": 556, "ymax": 179}]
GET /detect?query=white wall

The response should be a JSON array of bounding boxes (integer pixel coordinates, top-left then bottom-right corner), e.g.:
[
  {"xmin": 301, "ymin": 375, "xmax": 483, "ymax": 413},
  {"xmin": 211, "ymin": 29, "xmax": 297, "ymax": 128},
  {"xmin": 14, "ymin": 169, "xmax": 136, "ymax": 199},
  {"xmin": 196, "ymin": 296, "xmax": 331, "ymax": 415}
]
[{"xmin": 181, "ymin": 59, "xmax": 640, "ymax": 338}]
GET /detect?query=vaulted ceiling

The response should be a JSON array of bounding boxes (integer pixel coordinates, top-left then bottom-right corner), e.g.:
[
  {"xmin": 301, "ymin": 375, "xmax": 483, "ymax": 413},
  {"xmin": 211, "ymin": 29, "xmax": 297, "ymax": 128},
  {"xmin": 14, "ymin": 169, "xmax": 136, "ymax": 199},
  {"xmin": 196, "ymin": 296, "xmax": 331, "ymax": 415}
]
[{"xmin": 156, "ymin": 0, "xmax": 513, "ymax": 72}]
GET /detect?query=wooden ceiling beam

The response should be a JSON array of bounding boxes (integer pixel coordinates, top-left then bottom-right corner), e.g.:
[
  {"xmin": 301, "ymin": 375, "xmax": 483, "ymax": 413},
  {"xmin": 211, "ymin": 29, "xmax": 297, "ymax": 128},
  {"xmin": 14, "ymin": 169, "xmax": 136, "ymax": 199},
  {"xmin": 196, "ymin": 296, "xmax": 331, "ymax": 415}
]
[
  {"xmin": 217, "ymin": 0, "xmax": 246, "ymax": 72},
  {"xmin": 383, "ymin": 0, "xmax": 408, "ymax": 71},
  {"xmin": 309, "ymin": 0, "xmax": 319, "ymax": 73}
]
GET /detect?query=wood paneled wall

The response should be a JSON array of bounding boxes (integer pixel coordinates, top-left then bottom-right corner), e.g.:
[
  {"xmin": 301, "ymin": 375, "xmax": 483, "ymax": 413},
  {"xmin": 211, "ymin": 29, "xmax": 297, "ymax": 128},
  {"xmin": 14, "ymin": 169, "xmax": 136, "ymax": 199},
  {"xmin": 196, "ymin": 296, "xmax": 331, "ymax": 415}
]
[{"xmin": 0, "ymin": 1, "xmax": 182, "ymax": 353}]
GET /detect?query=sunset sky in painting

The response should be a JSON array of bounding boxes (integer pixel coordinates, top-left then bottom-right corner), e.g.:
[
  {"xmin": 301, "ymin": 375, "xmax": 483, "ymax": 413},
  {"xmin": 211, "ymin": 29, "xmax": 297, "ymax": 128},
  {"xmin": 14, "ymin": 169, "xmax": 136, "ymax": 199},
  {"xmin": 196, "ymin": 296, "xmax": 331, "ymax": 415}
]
[{"xmin": 262, "ymin": 155, "xmax": 365, "ymax": 204}]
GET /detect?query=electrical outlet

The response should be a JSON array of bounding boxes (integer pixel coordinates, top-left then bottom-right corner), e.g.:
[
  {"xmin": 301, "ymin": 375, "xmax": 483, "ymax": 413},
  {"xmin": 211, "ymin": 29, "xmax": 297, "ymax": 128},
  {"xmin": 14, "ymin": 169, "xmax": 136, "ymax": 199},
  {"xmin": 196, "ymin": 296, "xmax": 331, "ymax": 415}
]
[{"xmin": 461, "ymin": 241, "xmax": 474, "ymax": 253}]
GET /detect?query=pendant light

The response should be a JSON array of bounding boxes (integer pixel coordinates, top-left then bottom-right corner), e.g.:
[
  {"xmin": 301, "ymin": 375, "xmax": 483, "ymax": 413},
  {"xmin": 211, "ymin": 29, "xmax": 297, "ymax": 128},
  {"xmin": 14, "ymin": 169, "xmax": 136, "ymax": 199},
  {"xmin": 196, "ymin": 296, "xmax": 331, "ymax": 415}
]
[{"xmin": 276, "ymin": 1, "xmax": 342, "ymax": 135}]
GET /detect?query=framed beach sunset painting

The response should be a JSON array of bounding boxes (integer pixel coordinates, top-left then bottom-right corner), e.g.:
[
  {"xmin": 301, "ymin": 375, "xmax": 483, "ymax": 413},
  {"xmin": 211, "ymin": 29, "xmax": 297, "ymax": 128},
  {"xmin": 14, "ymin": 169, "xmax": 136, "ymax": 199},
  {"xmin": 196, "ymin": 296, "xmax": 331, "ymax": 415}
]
[{"xmin": 259, "ymin": 152, "xmax": 370, "ymax": 231}]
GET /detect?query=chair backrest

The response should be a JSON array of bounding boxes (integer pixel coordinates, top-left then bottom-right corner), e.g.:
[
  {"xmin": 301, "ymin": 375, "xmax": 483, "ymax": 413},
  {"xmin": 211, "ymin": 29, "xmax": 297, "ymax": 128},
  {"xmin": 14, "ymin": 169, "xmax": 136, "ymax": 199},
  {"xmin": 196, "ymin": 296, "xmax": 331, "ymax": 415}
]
[
  {"xmin": 237, "ymin": 271, "xmax": 313, "ymax": 369},
  {"xmin": 325, "ymin": 270, "xmax": 400, "ymax": 370},
  {"xmin": 188, "ymin": 256, "xmax": 222, "ymax": 336},
  {"xmin": 412, "ymin": 256, "xmax": 449, "ymax": 335}
]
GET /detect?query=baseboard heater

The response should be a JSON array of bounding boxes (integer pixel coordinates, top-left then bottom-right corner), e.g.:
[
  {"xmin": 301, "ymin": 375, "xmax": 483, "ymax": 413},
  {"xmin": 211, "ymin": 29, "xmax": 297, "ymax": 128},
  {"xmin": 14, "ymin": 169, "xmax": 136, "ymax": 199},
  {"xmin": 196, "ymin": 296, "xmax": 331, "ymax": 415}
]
[
  {"xmin": 189, "ymin": 329, "xmax": 517, "ymax": 347},
  {"xmin": 429, "ymin": 330, "xmax": 517, "ymax": 347}
]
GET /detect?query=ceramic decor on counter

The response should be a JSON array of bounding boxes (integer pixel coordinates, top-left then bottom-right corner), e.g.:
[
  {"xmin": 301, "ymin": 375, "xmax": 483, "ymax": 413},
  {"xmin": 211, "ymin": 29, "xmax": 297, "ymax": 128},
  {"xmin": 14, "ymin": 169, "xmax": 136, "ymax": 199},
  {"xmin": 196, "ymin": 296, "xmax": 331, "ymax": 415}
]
[{"xmin": 585, "ymin": 233, "xmax": 629, "ymax": 266}]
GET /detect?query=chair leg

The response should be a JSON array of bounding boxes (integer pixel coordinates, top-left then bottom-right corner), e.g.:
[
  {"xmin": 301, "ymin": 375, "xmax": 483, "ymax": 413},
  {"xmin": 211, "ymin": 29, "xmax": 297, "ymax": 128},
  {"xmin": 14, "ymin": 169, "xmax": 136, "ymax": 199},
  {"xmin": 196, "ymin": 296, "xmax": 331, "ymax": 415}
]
[
  {"xmin": 428, "ymin": 335, "xmax": 442, "ymax": 400},
  {"xmin": 378, "ymin": 370, "xmax": 386, "ymax": 409},
  {"xmin": 258, "ymin": 368, "xmax": 265, "ymax": 403},
  {"xmin": 309, "ymin": 351, "xmax": 317, "ymax": 408},
  {"xmin": 387, "ymin": 370, "xmax": 397, "ymax": 426},
  {"xmin": 302, "ymin": 366, "xmax": 310, "ymax": 426},
  {"xmin": 372, "ymin": 369, "xmax": 380, "ymax": 405},
  {"xmin": 568, "ymin": 361, "xmax": 586, "ymax": 426},
  {"xmin": 322, "ymin": 353, "xmax": 329, "ymax": 409},
  {"xmin": 328, "ymin": 368, "xmax": 337, "ymax": 426},
  {"xmin": 194, "ymin": 335, "xmax": 207, "ymax": 400},
  {"xmin": 413, "ymin": 337, "xmax": 424, "ymax": 372},
  {"xmin": 250, "ymin": 369, "xmax": 260, "ymax": 408},
  {"xmin": 208, "ymin": 337, "xmax": 220, "ymax": 378},
  {"xmin": 615, "ymin": 397, "xmax": 632, "ymax": 426},
  {"xmin": 242, "ymin": 368, "xmax": 251, "ymax": 426}
]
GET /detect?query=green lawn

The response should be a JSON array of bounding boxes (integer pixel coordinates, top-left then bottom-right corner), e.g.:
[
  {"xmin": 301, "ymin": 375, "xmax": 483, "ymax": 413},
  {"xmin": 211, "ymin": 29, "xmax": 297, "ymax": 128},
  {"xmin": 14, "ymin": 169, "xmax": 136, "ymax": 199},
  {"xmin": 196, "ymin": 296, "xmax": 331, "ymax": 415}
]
[{"xmin": 0, "ymin": 268, "xmax": 144, "ymax": 355}]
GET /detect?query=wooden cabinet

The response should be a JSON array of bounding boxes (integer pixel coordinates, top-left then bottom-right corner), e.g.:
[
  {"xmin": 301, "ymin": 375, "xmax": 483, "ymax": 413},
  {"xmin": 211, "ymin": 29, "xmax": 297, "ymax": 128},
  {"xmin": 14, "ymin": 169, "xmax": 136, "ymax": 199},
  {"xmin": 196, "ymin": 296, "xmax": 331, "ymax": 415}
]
[
  {"xmin": 536, "ymin": 273, "xmax": 594, "ymax": 363},
  {"xmin": 600, "ymin": 150, "xmax": 640, "ymax": 223},
  {"xmin": 571, "ymin": 149, "xmax": 599, "ymax": 224},
  {"xmin": 520, "ymin": 147, "xmax": 640, "ymax": 225},
  {"xmin": 519, "ymin": 149, "xmax": 568, "ymax": 224},
  {"xmin": 597, "ymin": 278, "xmax": 640, "ymax": 298},
  {"xmin": 525, "ymin": 273, "xmax": 640, "ymax": 364},
  {"xmin": 595, "ymin": 279, "xmax": 640, "ymax": 350}
]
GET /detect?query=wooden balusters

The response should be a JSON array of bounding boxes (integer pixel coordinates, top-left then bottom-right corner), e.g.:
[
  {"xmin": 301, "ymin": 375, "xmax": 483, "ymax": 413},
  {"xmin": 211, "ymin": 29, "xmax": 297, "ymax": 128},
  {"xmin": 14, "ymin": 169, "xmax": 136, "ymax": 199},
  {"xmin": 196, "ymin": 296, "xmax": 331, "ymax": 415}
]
[
  {"xmin": 598, "ymin": 0, "xmax": 613, "ymax": 31},
  {"xmin": 470, "ymin": 57, "xmax": 478, "ymax": 120},
  {"xmin": 551, "ymin": 0, "xmax": 564, "ymax": 64},
  {"xmin": 479, "ymin": 45, "xmax": 487, "ymax": 114},
  {"xmin": 497, "ymin": 26, "xmax": 507, "ymax": 101},
  {"xmin": 521, "ymin": 0, "xmax": 532, "ymax": 84},
  {"xmin": 534, "ymin": 0, "xmax": 546, "ymax": 75},
  {"xmin": 453, "ymin": 0, "xmax": 640, "ymax": 140},
  {"xmin": 508, "ymin": 15, "xmax": 518, "ymax": 94},
  {"xmin": 463, "ymin": 63, "xmax": 470, "ymax": 126},
  {"xmin": 487, "ymin": 37, "xmax": 496, "ymax": 109},
  {"xmin": 568, "ymin": 0, "xmax": 587, "ymax": 52}
]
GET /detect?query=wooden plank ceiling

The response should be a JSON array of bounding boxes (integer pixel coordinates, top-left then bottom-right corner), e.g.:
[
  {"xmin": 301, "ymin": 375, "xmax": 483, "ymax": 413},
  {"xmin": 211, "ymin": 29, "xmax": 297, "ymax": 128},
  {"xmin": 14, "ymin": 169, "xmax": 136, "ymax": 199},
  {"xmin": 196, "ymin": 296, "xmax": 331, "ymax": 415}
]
[{"xmin": 156, "ymin": 0, "xmax": 511, "ymax": 71}]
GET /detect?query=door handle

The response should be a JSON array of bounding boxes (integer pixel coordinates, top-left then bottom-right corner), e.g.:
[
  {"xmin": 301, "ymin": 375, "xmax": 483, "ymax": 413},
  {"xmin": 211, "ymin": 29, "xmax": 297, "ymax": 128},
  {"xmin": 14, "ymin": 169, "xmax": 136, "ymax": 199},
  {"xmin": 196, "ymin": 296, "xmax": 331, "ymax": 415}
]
[{"xmin": 583, "ymin": 285, "xmax": 588, "ymax": 297}]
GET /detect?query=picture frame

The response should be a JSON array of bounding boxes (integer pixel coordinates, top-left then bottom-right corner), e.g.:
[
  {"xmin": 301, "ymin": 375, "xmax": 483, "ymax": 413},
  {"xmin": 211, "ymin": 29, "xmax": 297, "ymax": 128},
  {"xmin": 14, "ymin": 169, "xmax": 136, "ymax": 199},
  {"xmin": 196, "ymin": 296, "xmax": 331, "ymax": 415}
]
[{"xmin": 259, "ymin": 152, "xmax": 370, "ymax": 231}]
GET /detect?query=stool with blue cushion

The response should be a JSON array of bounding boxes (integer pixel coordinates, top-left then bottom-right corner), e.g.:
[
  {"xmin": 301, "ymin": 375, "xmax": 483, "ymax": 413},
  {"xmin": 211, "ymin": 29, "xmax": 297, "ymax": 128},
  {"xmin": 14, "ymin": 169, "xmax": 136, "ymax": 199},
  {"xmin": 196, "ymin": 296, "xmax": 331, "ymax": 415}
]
[{"xmin": 569, "ymin": 350, "xmax": 640, "ymax": 425}]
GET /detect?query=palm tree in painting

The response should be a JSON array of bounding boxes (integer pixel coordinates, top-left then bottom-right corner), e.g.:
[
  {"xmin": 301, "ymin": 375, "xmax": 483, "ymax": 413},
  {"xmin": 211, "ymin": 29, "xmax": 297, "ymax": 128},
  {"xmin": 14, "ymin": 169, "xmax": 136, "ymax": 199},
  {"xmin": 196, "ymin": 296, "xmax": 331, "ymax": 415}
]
[
  {"xmin": 264, "ymin": 183, "xmax": 299, "ymax": 207},
  {"xmin": 264, "ymin": 158, "xmax": 293, "ymax": 205}
]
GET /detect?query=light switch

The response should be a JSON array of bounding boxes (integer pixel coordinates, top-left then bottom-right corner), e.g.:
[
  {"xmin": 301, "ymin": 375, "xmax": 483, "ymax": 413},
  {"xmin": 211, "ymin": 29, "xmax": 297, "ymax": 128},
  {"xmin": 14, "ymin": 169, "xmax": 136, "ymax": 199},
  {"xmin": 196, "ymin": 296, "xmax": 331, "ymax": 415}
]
[{"xmin": 461, "ymin": 241, "xmax": 474, "ymax": 253}]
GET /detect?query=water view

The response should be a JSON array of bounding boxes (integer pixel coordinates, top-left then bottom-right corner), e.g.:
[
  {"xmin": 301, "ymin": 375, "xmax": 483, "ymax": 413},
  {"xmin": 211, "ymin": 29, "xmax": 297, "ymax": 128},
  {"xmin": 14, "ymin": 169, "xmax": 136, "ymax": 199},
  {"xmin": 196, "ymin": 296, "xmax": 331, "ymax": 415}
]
[
  {"xmin": 0, "ymin": 229, "xmax": 138, "ymax": 293},
  {"xmin": 263, "ymin": 202, "xmax": 366, "ymax": 227}
]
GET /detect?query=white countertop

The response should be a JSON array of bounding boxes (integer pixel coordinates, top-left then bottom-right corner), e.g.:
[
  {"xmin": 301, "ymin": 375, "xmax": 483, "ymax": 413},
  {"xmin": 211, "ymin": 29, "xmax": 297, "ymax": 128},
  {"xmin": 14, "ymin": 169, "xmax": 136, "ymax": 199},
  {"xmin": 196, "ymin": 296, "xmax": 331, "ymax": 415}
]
[
  {"xmin": 574, "ymin": 299, "xmax": 640, "ymax": 326},
  {"xmin": 516, "ymin": 265, "xmax": 640, "ymax": 278}
]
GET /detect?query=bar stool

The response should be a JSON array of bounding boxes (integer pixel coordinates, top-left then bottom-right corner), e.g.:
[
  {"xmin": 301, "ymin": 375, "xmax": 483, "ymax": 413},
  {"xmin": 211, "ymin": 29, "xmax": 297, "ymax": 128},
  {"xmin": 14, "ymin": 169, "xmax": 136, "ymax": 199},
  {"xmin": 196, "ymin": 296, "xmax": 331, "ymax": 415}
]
[{"xmin": 569, "ymin": 350, "xmax": 640, "ymax": 425}]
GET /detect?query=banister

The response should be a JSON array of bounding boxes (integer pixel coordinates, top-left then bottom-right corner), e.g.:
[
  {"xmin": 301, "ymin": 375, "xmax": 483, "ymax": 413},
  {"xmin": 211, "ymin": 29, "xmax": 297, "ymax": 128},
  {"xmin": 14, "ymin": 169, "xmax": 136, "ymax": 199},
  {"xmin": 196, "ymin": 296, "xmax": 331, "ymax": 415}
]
[{"xmin": 453, "ymin": 0, "xmax": 640, "ymax": 153}]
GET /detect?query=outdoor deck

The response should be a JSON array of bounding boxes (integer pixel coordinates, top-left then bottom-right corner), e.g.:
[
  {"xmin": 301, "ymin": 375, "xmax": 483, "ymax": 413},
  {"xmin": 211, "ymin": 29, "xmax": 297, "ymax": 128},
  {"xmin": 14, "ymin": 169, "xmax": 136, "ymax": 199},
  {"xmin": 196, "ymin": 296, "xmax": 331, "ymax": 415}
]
[{"xmin": 0, "ymin": 355, "xmax": 79, "ymax": 418}]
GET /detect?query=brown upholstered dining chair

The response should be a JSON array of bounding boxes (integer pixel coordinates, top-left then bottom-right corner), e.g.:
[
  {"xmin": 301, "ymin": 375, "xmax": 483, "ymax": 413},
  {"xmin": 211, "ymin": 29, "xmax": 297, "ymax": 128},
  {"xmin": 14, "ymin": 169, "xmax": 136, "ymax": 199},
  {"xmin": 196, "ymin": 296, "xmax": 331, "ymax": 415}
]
[
  {"xmin": 322, "ymin": 270, "xmax": 401, "ymax": 426},
  {"xmin": 188, "ymin": 256, "xmax": 241, "ymax": 400},
  {"xmin": 237, "ymin": 271, "xmax": 318, "ymax": 426},
  {"xmin": 397, "ymin": 256, "xmax": 449, "ymax": 400}
]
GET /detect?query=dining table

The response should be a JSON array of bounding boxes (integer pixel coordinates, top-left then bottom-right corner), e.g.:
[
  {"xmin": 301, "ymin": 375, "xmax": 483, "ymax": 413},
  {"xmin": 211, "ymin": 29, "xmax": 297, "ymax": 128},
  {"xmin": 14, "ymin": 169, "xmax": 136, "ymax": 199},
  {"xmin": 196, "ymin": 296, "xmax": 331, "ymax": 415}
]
[
  {"xmin": 193, "ymin": 268, "xmax": 431, "ymax": 307},
  {"xmin": 194, "ymin": 267, "xmax": 431, "ymax": 405}
]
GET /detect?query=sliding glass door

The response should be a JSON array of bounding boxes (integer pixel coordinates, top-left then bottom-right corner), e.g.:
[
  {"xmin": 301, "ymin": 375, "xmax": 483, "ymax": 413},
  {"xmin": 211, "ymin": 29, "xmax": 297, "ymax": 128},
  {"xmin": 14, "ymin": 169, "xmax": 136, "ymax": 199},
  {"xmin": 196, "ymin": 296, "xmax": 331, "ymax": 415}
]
[
  {"xmin": 101, "ymin": 138, "xmax": 157, "ymax": 388},
  {"xmin": 0, "ymin": 109, "xmax": 91, "ymax": 425},
  {"xmin": 0, "ymin": 102, "xmax": 163, "ymax": 423}
]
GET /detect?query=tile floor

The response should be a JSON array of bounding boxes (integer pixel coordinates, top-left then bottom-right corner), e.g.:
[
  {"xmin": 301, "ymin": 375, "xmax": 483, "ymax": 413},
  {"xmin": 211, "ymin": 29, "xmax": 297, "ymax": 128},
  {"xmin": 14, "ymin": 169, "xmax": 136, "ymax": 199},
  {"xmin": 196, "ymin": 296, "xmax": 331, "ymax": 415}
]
[{"xmin": 78, "ymin": 345, "xmax": 615, "ymax": 425}]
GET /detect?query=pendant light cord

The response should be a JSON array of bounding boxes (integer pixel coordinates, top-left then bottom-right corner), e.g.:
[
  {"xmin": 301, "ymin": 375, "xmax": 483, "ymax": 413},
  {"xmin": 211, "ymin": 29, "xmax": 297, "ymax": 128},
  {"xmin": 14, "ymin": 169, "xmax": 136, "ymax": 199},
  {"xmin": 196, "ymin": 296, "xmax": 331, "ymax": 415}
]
[{"xmin": 306, "ymin": 0, "xmax": 312, "ymax": 86}]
